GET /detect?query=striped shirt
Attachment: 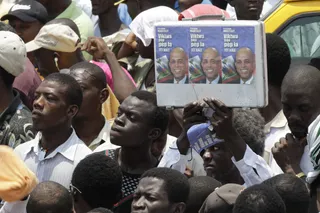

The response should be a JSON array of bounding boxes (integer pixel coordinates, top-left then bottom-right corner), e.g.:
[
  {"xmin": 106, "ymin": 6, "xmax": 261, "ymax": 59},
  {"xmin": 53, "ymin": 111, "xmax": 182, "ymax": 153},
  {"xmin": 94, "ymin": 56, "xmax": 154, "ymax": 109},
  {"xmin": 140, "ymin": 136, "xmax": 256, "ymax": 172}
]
[{"xmin": 14, "ymin": 129, "xmax": 92, "ymax": 189}]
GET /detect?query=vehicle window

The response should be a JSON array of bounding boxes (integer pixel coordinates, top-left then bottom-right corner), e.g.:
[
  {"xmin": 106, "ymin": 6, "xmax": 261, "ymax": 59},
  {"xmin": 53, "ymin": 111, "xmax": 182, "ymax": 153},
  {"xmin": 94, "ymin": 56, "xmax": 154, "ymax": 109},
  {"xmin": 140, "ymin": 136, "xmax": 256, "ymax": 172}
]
[{"xmin": 279, "ymin": 16, "xmax": 320, "ymax": 58}]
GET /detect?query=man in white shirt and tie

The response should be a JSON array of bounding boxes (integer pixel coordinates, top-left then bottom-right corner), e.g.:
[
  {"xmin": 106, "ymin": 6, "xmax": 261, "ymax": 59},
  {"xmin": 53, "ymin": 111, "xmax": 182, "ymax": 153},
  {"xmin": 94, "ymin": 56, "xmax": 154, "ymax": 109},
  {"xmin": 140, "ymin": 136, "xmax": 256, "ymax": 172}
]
[
  {"xmin": 200, "ymin": 47, "xmax": 222, "ymax": 84},
  {"xmin": 169, "ymin": 47, "xmax": 189, "ymax": 84},
  {"xmin": 235, "ymin": 47, "xmax": 255, "ymax": 84}
]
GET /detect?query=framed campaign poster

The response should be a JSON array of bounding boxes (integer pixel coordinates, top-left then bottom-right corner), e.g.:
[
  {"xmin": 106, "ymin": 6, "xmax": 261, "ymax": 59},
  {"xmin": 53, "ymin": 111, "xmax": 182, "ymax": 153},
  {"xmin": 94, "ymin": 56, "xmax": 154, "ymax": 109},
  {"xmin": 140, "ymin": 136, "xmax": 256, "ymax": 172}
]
[{"xmin": 154, "ymin": 20, "xmax": 268, "ymax": 108}]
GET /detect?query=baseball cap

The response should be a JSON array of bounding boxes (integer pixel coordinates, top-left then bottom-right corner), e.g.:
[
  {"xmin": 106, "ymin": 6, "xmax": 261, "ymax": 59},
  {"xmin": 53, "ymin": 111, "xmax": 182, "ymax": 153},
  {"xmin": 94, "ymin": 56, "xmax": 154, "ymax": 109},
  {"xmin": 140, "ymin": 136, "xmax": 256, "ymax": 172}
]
[
  {"xmin": 199, "ymin": 184, "xmax": 245, "ymax": 213},
  {"xmin": 26, "ymin": 23, "xmax": 80, "ymax": 53},
  {"xmin": 187, "ymin": 122, "xmax": 224, "ymax": 153},
  {"xmin": 0, "ymin": 31, "xmax": 27, "ymax": 77},
  {"xmin": 1, "ymin": 0, "xmax": 48, "ymax": 24}
]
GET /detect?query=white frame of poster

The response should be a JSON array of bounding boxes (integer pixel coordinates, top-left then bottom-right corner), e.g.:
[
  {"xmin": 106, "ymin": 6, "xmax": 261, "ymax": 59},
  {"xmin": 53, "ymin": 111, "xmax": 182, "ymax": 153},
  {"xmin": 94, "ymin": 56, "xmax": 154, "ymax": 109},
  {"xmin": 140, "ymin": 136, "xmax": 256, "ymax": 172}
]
[{"xmin": 154, "ymin": 20, "xmax": 268, "ymax": 108}]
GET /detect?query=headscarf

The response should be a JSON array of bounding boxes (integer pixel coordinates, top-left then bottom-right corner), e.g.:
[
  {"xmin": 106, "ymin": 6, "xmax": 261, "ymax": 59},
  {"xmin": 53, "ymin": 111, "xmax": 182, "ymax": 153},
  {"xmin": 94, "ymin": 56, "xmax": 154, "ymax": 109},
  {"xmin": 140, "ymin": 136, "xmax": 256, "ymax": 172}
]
[
  {"xmin": 179, "ymin": 4, "xmax": 230, "ymax": 21},
  {"xmin": 129, "ymin": 6, "xmax": 179, "ymax": 47}
]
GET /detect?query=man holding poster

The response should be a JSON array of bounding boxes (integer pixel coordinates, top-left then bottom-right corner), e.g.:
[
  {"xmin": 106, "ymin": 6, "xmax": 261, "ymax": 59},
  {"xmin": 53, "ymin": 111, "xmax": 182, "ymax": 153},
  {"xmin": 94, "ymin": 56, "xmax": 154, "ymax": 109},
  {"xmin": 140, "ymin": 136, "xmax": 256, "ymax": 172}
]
[
  {"xmin": 168, "ymin": 47, "xmax": 189, "ymax": 84},
  {"xmin": 235, "ymin": 47, "xmax": 256, "ymax": 84},
  {"xmin": 200, "ymin": 47, "xmax": 222, "ymax": 84}
]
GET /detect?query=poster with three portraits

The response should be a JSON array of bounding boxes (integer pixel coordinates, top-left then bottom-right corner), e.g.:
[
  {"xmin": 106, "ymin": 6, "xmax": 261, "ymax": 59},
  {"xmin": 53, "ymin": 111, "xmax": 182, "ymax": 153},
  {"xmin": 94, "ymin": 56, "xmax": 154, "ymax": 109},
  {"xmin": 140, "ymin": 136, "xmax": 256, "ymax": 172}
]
[{"xmin": 154, "ymin": 21, "xmax": 268, "ymax": 108}]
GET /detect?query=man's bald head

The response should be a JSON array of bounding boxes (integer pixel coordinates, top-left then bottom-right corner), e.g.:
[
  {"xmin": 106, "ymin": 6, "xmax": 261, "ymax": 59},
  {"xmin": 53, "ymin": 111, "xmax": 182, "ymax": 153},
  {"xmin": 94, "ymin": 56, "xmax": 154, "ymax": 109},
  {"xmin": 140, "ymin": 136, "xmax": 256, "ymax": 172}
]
[
  {"xmin": 169, "ymin": 47, "xmax": 188, "ymax": 82},
  {"xmin": 235, "ymin": 47, "xmax": 255, "ymax": 82},
  {"xmin": 27, "ymin": 181, "xmax": 74, "ymax": 213},
  {"xmin": 67, "ymin": 61, "xmax": 108, "ymax": 121},
  {"xmin": 68, "ymin": 62, "xmax": 107, "ymax": 90},
  {"xmin": 281, "ymin": 65, "xmax": 320, "ymax": 139},
  {"xmin": 201, "ymin": 48, "xmax": 221, "ymax": 82}
]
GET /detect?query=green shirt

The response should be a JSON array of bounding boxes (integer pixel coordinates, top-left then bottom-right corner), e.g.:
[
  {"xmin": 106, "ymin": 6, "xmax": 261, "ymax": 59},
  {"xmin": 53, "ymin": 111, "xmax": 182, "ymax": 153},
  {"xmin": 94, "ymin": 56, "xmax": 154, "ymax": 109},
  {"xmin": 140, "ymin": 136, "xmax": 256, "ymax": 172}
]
[{"xmin": 56, "ymin": 1, "xmax": 93, "ymax": 60}]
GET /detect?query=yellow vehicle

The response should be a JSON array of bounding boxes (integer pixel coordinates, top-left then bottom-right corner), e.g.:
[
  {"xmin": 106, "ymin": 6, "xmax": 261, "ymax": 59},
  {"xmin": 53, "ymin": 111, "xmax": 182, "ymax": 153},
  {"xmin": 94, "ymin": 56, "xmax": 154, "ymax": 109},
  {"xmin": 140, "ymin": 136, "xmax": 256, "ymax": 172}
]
[{"xmin": 261, "ymin": 0, "xmax": 320, "ymax": 64}]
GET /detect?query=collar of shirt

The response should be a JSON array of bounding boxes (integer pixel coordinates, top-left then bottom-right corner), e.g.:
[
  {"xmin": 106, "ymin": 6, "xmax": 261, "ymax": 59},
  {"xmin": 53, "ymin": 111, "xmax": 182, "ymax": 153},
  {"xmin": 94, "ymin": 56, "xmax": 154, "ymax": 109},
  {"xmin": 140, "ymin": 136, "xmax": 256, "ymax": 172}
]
[
  {"xmin": 88, "ymin": 119, "xmax": 111, "ymax": 150},
  {"xmin": 24, "ymin": 129, "xmax": 80, "ymax": 161},
  {"xmin": 0, "ymin": 89, "xmax": 23, "ymax": 124},
  {"xmin": 56, "ymin": 1, "xmax": 76, "ymax": 19},
  {"xmin": 240, "ymin": 75, "xmax": 254, "ymax": 84},
  {"xmin": 174, "ymin": 75, "xmax": 187, "ymax": 84},
  {"xmin": 264, "ymin": 110, "xmax": 288, "ymax": 134},
  {"xmin": 206, "ymin": 75, "xmax": 220, "ymax": 84}
]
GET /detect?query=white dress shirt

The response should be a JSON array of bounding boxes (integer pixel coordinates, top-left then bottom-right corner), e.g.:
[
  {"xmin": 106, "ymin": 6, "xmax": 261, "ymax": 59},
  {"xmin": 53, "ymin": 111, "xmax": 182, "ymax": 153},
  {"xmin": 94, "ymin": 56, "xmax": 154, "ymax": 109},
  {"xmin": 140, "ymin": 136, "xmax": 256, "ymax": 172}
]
[
  {"xmin": 263, "ymin": 110, "xmax": 313, "ymax": 175},
  {"xmin": 87, "ymin": 119, "xmax": 111, "ymax": 150},
  {"xmin": 240, "ymin": 75, "xmax": 254, "ymax": 84},
  {"xmin": 159, "ymin": 138, "xmax": 206, "ymax": 177},
  {"xmin": 14, "ymin": 129, "xmax": 92, "ymax": 188},
  {"xmin": 174, "ymin": 75, "xmax": 187, "ymax": 84},
  {"xmin": 0, "ymin": 129, "xmax": 92, "ymax": 213},
  {"xmin": 232, "ymin": 145, "xmax": 273, "ymax": 187},
  {"xmin": 206, "ymin": 75, "xmax": 220, "ymax": 84}
]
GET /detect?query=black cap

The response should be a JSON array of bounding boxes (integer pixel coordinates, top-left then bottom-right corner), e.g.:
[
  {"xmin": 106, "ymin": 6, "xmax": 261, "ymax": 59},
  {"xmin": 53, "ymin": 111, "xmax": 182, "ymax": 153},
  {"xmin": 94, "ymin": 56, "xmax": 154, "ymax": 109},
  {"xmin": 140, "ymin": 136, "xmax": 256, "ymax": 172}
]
[{"xmin": 1, "ymin": 0, "xmax": 48, "ymax": 24}]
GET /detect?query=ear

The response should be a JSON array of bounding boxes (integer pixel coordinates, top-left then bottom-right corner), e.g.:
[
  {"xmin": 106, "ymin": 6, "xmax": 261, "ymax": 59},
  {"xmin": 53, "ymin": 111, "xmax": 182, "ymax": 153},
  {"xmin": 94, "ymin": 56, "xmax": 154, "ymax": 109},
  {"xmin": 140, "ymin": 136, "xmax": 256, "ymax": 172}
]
[
  {"xmin": 67, "ymin": 105, "xmax": 79, "ymax": 119},
  {"xmin": 148, "ymin": 128, "xmax": 162, "ymax": 141},
  {"xmin": 99, "ymin": 88, "xmax": 109, "ymax": 104},
  {"xmin": 172, "ymin": 202, "xmax": 186, "ymax": 213}
]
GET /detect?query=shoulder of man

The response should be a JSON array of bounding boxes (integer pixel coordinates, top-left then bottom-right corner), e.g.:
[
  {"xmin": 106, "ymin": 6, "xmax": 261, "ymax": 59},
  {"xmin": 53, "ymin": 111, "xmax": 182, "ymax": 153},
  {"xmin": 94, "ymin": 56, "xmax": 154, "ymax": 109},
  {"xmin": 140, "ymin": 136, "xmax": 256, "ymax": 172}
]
[{"xmin": 3, "ymin": 104, "xmax": 35, "ymax": 148}]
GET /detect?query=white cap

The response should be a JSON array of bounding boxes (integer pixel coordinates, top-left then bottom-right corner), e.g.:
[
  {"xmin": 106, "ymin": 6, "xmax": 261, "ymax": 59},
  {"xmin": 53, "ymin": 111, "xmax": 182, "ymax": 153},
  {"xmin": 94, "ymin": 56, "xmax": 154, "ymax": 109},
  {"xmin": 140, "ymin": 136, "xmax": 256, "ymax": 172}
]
[
  {"xmin": 26, "ymin": 23, "xmax": 80, "ymax": 53},
  {"xmin": 0, "ymin": 31, "xmax": 26, "ymax": 77},
  {"xmin": 129, "ymin": 6, "xmax": 178, "ymax": 47}
]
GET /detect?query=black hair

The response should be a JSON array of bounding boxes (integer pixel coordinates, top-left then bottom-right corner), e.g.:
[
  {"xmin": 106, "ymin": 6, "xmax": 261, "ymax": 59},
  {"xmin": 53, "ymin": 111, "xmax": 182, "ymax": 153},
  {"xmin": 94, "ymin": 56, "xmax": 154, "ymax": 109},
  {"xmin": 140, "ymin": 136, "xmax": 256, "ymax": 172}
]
[
  {"xmin": 262, "ymin": 174, "xmax": 309, "ymax": 213},
  {"xmin": 44, "ymin": 73, "xmax": 83, "ymax": 108},
  {"xmin": 46, "ymin": 18, "xmax": 81, "ymax": 39},
  {"xmin": 233, "ymin": 184, "xmax": 286, "ymax": 213},
  {"xmin": 141, "ymin": 167, "xmax": 190, "ymax": 203},
  {"xmin": 0, "ymin": 23, "xmax": 17, "ymax": 88},
  {"xmin": 26, "ymin": 181, "xmax": 73, "ymax": 213},
  {"xmin": 0, "ymin": 22, "xmax": 16, "ymax": 33},
  {"xmin": 185, "ymin": 176, "xmax": 221, "ymax": 213},
  {"xmin": 233, "ymin": 109, "xmax": 265, "ymax": 156},
  {"xmin": 71, "ymin": 153, "xmax": 123, "ymax": 209},
  {"xmin": 130, "ymin": 91, "xmax": 169, "ymax": 133},
  {"xmin": 0, "ymin": 66, "xmax": 15, "ymax": 88},
  {"xmin": 69, "ymin": 61, "xmax": 107, "ymax": 90},
  {"xmin": 309, "ymin": 57, "xmax": 320, "ymax": 71},
  {"xmin": 87, "ymin": 208, "xmax": 114, "ymax": 213},
  {"xmin": 266, "ymin": 33, "xmax": 291, "ymax": 87}
]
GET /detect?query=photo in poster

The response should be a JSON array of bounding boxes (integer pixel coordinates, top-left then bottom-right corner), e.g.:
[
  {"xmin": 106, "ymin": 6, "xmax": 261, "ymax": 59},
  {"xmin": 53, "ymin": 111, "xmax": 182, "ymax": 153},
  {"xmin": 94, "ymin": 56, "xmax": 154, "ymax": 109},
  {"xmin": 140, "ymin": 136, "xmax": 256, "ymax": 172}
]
[
  {"xmin": 188, "ymin": 26, "xmax": 256, "ymax": 85},
  {"xmin": 155, "ymin": 27, "xmax": 190, "ymax": 84}
]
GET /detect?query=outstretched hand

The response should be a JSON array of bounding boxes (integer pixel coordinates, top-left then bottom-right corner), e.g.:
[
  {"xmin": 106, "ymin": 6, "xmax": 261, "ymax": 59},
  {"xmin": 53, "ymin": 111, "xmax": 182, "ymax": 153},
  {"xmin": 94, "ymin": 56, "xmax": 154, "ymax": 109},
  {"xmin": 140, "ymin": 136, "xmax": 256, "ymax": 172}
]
[
  {"xmin": 203, "ymin": 98, "xmax": 233, "ymax": 139},
  {"xmin": 81, "ymin": 37, "xmax": 110, "ymax": 60}
]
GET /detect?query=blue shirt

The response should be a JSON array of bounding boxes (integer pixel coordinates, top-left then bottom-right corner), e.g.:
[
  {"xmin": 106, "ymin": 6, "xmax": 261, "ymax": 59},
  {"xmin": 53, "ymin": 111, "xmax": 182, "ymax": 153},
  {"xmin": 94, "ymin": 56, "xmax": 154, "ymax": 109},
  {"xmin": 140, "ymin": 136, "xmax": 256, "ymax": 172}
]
[{"xmin": 174, "ymin": 0, "xmax": 213, "ymax": 12}]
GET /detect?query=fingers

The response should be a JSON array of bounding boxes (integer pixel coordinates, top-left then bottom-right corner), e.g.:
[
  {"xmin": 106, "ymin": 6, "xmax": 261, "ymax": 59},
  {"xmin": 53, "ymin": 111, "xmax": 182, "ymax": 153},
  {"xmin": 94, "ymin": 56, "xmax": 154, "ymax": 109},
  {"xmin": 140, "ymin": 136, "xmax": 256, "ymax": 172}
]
[
  {"xmin": 203, "ymin": 98, "xmax": 230, "ymax": 118},
  {"xmin": 183, "ymin": 102, "xmax": 203, "ymax": 117},
  {"xmin": 272, "ymin": 138, "xmax": 288, "ymax": 153},
  {"xmin": 183, "ymin": 114, "xmax": 207, "ymax": 128}
]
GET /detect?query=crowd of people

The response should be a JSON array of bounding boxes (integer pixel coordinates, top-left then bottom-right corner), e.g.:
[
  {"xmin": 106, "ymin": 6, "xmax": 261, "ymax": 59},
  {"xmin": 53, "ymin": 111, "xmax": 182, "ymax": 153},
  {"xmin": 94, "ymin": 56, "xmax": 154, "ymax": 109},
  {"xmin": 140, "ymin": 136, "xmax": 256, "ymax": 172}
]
[{"xmin": 0, "ymin": 0, "xmax": 319, "ymax": 213}]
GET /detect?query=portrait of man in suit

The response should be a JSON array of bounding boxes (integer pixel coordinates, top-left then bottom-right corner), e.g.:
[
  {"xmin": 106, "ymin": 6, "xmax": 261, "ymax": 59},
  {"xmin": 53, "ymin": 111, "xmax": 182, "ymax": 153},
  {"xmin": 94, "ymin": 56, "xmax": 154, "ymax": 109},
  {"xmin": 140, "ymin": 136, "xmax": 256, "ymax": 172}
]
[
  {"xmin": 200, "ymin": 48, "xmax": 222, "ymax": 84},
  {"xmin": 235, "ymin": 47, "xmax": 255, "ymax": 84},
  {"xmin": 168, "ymin": 47, "xmax": 189, "ymax": 84}
]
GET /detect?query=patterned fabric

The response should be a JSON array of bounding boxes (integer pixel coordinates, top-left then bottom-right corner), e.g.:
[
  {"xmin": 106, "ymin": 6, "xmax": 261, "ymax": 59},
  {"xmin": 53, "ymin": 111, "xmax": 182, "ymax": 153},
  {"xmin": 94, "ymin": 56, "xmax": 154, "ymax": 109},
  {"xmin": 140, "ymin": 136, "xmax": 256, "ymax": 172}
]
[
  {"xmin": 105, "ymin": 149, "xmax": 141, "ymax": 198},
  {"xmin": 0, "ymin": 90, "xmax": 35, "ymax": 148}
]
